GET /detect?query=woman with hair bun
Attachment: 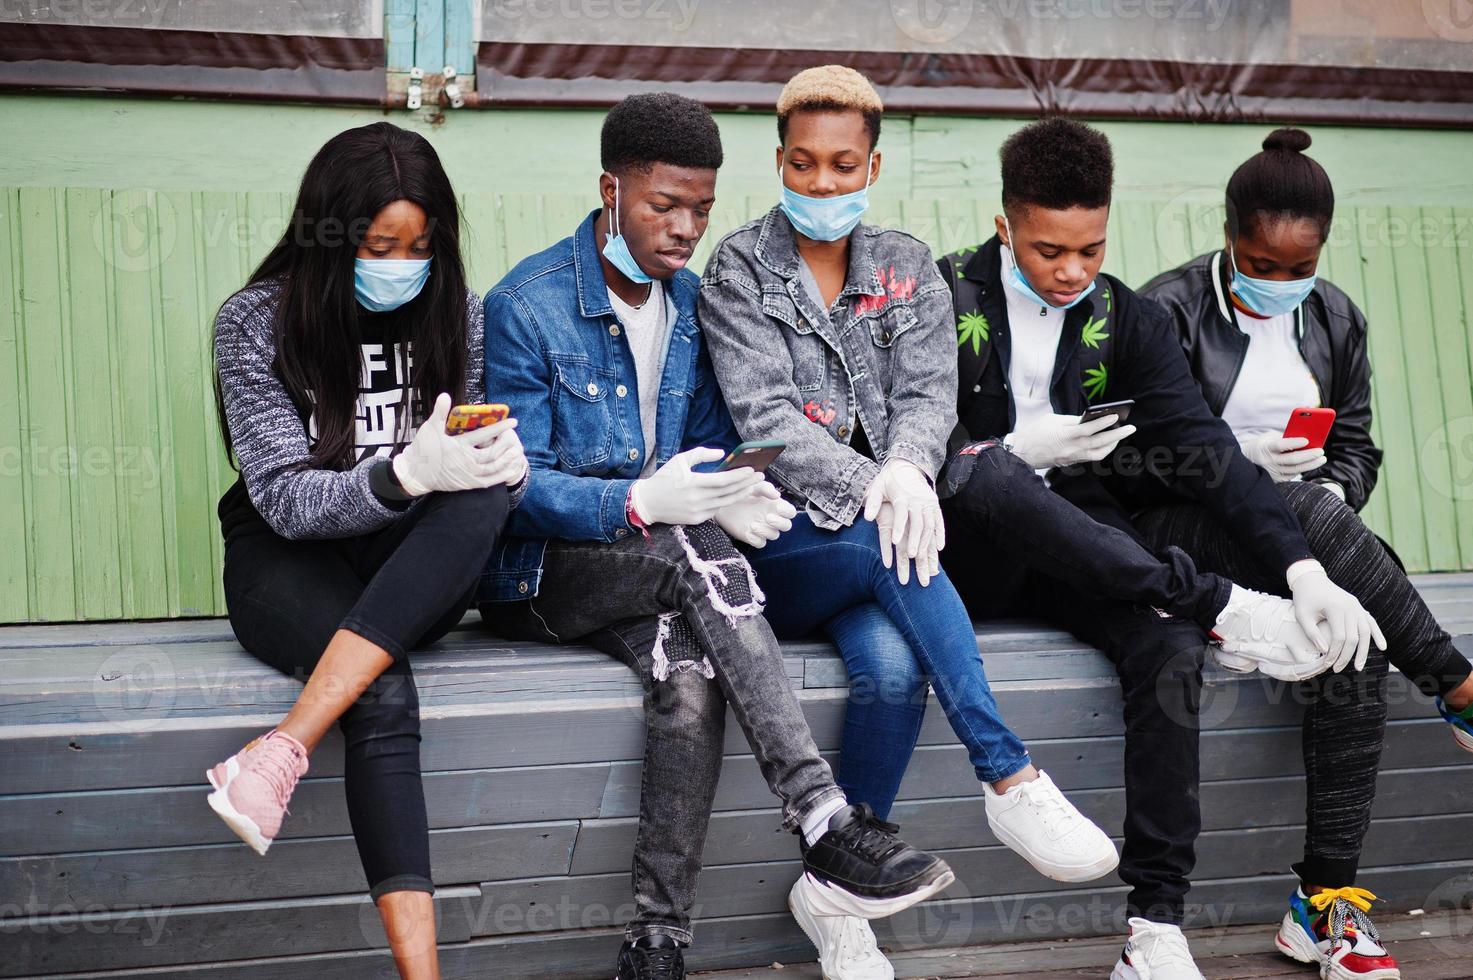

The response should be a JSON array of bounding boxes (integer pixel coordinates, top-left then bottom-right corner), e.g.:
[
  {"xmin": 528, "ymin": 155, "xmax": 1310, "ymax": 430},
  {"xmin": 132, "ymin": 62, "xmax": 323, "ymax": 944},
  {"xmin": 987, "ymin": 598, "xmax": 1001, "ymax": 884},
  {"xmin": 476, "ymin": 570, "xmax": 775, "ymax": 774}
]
[{"xmin": 1141, "ymin": 127, "xmax": 1472, "ymax": 980}]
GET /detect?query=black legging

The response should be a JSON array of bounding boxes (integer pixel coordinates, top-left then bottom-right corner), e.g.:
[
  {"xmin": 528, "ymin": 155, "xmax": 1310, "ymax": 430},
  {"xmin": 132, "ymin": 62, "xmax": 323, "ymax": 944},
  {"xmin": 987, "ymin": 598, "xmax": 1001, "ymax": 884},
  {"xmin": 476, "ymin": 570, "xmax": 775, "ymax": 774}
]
[
  {"xmin": 1134, "ymin": 480, "xmax": 1471, "ymax": 888},
  {"xmin": 222, "ymin": 485, "xmax": 509, "ymax": 898}
]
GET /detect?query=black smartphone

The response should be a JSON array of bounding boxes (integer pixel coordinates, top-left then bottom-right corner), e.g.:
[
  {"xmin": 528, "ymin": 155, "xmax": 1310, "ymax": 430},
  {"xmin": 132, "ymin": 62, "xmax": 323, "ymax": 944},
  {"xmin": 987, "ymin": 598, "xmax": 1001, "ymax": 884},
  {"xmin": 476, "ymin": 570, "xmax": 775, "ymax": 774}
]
[
  {"xmin": 715, "ymin": 439, "xmax": 786, "ymax": 473},
  {"xmin": 1080, "ymin": 399, "xmax": 1135, "ymax": 428}
]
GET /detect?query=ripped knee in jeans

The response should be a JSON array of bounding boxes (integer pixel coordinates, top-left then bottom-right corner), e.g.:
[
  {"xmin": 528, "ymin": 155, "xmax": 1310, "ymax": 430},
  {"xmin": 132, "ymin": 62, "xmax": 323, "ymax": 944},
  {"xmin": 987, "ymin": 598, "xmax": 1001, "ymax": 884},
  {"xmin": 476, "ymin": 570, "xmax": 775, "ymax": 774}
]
[{"xmin": 648, "ymin": 521, "xmax": 767, "ymax": 682}]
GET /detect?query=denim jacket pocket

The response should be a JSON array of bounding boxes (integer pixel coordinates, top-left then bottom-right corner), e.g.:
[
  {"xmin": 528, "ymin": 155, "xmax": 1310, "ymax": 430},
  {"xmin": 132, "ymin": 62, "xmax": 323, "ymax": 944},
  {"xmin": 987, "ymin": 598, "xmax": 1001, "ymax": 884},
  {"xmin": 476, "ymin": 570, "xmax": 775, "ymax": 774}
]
[
  {"xmin": 762, "ymin": 290, "xmax": 828, "ymax": 394},
  {"xmin": 863, "ymin": 302, "xmax": 918, "ymax": 349},
  {"xmin": 550, "ymin": 357, "xmax": 616, "ymax": 469}
]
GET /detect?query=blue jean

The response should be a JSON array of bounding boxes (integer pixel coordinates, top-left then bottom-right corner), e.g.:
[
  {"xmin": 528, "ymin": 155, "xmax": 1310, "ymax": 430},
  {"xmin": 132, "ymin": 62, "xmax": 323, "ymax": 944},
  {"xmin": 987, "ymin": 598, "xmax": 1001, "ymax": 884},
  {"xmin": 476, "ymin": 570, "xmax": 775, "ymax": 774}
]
[{"xmin": 746, "ymin": 513, "xmax": 1031, "ymax": 816}]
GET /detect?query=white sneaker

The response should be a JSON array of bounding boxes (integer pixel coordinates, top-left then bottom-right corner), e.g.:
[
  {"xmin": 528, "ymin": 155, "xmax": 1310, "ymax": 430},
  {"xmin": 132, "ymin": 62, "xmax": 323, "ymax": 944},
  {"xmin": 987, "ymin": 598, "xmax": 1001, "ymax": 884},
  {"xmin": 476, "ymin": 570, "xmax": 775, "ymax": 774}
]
[
  {"xmin": 1111, "ymin": 917, "xmax": 1206, "ymax": 980},
  {"xmin": 1211, "ymin": 585, "xmax": 1331, "ymax": 681},
  {"xmin": 983, "ymin": 770, "xmax": 1118, "ymax": 882},
  {"xmin": 788, "ymin": 877, "xmax": 895, "ymax": 980}
]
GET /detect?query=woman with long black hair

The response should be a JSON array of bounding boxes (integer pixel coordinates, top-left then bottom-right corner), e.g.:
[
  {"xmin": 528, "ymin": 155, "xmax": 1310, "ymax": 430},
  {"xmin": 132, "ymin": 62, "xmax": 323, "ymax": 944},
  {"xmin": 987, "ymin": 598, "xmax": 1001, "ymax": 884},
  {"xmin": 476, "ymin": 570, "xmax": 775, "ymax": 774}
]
[{"xmin": 207, "ymin": 121, "xmax": 526, "ymax": 979}]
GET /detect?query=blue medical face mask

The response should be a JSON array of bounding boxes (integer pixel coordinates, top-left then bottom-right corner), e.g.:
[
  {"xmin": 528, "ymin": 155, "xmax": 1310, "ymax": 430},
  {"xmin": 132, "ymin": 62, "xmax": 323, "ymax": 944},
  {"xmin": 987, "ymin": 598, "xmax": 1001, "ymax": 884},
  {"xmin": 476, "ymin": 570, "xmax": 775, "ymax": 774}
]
[
  {"xmin": 601, "ymin": 177, "xmax": 654, "ymax": 285},
  {"xmin": 1228, "ymin": 245, "xmax": 1316, "ymax": 317},
  {"xmin": 354, "ymin": 257, "xmax": 431, "ymax": 313},
  {"xmin": 1003, "ymin": 218, "xmax": 1096, "ymax": 311},
  {"xmin": 779, "ymin": 156, "xmax": 874, "ymax": 242}
]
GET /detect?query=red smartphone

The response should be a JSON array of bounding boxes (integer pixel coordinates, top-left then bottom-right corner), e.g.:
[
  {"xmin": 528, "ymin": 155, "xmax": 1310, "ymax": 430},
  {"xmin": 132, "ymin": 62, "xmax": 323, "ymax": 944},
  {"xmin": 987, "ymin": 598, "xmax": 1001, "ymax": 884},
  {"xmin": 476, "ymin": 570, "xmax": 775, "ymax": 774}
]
[
  {"xmin": 446, "ymin": 403, "xmax": 510, "ymax": 434},
  {"xmin": 1283, "ymin": 407, "xmax": 1335, "ymax": 450}
]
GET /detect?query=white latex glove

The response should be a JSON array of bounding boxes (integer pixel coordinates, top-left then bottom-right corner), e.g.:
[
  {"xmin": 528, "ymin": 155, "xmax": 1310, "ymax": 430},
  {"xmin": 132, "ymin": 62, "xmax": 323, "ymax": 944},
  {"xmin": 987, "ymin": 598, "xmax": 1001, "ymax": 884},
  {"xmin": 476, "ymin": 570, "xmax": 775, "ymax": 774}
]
[
  {"xmin": 717, "ymin": 481, "xmax": 797, "ymax": 548},
  {"xmin": 862, "ymin": 460, "xmax": 944, "ymax": 587},
  {"xmin": 1238, "ymin": 432, "xmax": 1327, "ymax": 482},
  {"xmin": 629, "ymin": 447, "xmax": 763, "ymax": 527},
  {"xmin": 1003, "ymin": 413, "xmax": 1137, "ymax": 470},
  {"xmin": 392, "ymin": 393, "xmax": 525, "ymax": 496},
  {"xmin": 1287, "ymin": 559, "xmax": 1387, "ymax": 673}
]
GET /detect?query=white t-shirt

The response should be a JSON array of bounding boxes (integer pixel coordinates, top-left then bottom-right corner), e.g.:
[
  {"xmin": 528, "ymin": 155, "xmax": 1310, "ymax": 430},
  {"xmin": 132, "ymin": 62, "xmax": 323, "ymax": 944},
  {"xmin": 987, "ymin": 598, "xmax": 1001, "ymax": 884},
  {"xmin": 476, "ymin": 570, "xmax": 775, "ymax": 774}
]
[
  {"xmin": 608, "ymin": 284, "xmax": 674, "ymax": 478},
  {"xmin": 1000, "ymin": 245, "xmax": 1065, "ymax": 472},
  {"xmin": 1220, "ymin": 307, "xmax": 1322, "ymax": 440}
]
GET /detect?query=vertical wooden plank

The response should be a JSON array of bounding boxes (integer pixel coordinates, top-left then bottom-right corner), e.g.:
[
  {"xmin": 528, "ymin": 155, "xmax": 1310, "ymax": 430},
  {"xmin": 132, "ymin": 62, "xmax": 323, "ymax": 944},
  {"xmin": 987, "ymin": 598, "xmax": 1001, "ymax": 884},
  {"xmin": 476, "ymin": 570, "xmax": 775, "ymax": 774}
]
[
  {"xmin": 384, "ymin": 0, "xmax": 418, "ymax": 73},
  {"xmin": 1357, "ymin": 205, "xmax": 1428, "ymax": 571},
  {"xmin": 415, "ymin": 0, "xmax": 445, "ymax": 74},
  {"xmin": 0, "ymin": 188, "xmax": 32, "ymax": 623},
  {"xmin": 62, "ymin": 188, "xmax": 125, "ymax": 620},
  {"xmin": 498, "ymin": 193, "xmax": 549, "ymax": 276},
  {"xmin": 1422, "ymin": 205, "xmax": 1473, "ymax": 570},
  {"xmin": 459, "ymin": 192, "xmax": 503, "ymax": 296},
  {"xmin": 157, "ymin": 189, "xmax": 218, "ymax": 615},
  {"xmin": 443, "ymin": 0, "xmax": 477, "ymax": 76},
  {"xmin": 1391, "ymin": 205, "xmax": 1457, "ymax": 571},
  {"xmin": 16, "ymin": 187, "xmax": 79, "ymax": 621},
  {"xmin": 106, "ymin": 188, "xmax": 171, "ymax": 618}
]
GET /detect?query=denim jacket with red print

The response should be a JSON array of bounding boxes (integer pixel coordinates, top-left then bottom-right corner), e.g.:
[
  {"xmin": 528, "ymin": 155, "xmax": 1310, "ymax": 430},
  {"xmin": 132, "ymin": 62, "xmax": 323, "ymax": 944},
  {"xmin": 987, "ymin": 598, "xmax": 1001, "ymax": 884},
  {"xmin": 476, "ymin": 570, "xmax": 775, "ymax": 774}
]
[{"xmin": 699, "ymin": 206, "xmax": 957, "ymax": 529}]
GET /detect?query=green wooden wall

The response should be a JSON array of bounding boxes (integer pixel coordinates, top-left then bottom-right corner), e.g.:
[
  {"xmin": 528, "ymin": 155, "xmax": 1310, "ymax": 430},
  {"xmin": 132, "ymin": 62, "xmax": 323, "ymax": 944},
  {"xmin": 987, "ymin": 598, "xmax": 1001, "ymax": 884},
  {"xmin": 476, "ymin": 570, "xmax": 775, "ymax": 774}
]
[{"xmin": 2, "ymin": 95, "xmax": 1471, "ymax": 623}]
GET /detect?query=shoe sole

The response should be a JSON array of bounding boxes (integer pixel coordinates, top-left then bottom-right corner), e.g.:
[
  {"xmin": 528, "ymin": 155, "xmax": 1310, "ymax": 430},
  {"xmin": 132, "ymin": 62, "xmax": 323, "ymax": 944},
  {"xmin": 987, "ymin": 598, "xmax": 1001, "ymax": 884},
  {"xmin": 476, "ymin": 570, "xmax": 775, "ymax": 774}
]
[
  {"xmin": 795, "ymin": 865, "xmax": 955, "ymax": 921},
  {"xmin": 787, "ymin": 879, "xmax": 896, "ymax": 980},
  {"xmin": 1452, "ymin": 724, "xmax": 1473, "ymax": 754},
  {"xmin": 1108, "ymin": 960, "xmax": 1139, "ymax": 980},
  {"xmin": 986, "ymin": 815, "xmax": 1120, "ymax": 883},
  {"xmin": 1274, "ymin": 914, "xmax": 1401, "ymax": 980},
  {"xmin": 205, "ymin": 759, "xmax": 272, "ymax": 856}
]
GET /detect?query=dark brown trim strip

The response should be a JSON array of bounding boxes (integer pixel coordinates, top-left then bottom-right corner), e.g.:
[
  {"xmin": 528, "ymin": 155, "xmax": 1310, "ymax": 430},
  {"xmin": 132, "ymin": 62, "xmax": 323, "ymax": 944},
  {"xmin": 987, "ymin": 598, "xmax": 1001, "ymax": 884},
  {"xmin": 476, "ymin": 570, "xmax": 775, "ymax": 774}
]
[
  {"xmin": 0, "ymin": 22, "xmax": 384, "ymax": 105},
  {"xmin": 476, "ymin": 41, "xmax": 1473, "ymax": 128}
]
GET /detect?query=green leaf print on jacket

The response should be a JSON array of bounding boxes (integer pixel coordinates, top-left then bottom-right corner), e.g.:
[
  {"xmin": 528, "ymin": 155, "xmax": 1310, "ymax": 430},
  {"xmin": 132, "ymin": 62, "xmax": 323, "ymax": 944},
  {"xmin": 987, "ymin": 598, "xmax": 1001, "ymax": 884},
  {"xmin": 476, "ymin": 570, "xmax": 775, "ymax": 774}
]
[
  {"xmin": 957, "ymin": 310, "xmax": 990, "ymax": 355},
  {"xmin": 1084, "ymin": 362, "xmax": 1109, "ymax": 401}
]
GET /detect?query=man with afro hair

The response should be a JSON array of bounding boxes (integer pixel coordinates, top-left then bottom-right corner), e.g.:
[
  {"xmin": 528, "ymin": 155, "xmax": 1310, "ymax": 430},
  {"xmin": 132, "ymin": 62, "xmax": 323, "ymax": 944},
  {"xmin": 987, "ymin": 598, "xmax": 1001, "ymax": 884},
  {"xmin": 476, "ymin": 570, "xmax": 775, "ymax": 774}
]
[
  {"xmin": 477, "ymin": 92, "xmax": 954, "ymax": 980},
  {"xmin": 930, "ymin": 117, "xmax": 1383, "ymax": 979}
]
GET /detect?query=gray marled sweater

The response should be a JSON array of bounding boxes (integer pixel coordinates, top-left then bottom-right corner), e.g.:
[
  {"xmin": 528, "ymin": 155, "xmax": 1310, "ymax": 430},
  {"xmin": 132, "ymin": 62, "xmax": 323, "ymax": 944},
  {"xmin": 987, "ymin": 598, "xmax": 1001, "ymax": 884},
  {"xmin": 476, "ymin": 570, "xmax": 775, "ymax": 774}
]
[{"xmin": 215, "ymin": 278, "xmax": 507, "ymax": 542}]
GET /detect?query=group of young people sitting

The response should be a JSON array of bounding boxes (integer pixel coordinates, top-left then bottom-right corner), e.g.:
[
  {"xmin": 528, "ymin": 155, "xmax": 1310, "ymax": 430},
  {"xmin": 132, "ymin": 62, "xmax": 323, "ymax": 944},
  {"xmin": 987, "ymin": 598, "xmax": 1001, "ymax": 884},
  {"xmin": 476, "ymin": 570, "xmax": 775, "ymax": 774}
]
[{"xmin": 203, "ymin": 64, "xmax": 1471, "ymax": 980}]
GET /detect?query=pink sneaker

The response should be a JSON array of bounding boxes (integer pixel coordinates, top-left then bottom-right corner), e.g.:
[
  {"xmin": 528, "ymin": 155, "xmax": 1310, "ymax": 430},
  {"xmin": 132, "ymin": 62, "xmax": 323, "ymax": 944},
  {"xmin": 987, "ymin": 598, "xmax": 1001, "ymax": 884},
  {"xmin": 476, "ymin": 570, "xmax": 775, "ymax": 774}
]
[{"xmin": 206, "ymin": 729, "xmax": 309, "ymax": 855}]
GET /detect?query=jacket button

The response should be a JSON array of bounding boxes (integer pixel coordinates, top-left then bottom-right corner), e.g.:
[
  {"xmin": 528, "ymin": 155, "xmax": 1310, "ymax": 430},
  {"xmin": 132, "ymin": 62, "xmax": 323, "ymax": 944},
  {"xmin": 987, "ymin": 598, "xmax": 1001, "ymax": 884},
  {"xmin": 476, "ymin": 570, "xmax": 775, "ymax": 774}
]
[
  {"xmin": 881, "ymin": 331, "xmax": 892, "ymax": 343},
  {"xmin": 838, "ymin": 425, "xmax": 850, "ymax": 438},
  {"xmin": 798, "ymin": 317, "xmax": 808, "ymax": 329},
  {"xmin": 587, "ymin": 382, "xmax": 599, "ymax": 396},
  {"xmin": 616, "ymin": 384, "xmax": 628, "ymax": 398},
  {"xmin": 629, "ymin": 448, "xmax": 640, "ymax": 461},
  {"xmin": 973, "ymin": 384, "xmax": 982, "ymax": 393},
  {"xmin": 609, "ymin": 324, "xmax": 621, "ymax": 337},
  {"xmin": 615, "ymin": 528, "xmax": 628, "ymax": 538},
  {"xmin": 517, "ymin": 581, "xmax": 529, "ymax": 594}
]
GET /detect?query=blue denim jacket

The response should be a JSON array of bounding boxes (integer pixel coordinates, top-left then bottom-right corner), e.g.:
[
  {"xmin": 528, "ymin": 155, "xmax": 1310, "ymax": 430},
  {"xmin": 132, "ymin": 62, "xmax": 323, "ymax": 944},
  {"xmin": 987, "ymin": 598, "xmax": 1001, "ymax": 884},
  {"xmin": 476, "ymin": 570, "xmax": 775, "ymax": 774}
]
[{"xmin": 478, "ymin": 209, "xmax": 739, "ymax": 601}]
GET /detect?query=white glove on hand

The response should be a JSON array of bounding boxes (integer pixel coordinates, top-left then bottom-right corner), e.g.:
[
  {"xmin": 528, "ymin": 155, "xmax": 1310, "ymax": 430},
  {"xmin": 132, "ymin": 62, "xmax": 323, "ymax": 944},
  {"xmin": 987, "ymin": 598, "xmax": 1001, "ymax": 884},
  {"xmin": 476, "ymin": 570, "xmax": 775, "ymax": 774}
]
[
  {"xmin": 392, "ymin": 393, "xmax": 526, "ymax": 496},
  {"xmin": 1004, "ymin": 413, "xmax": 1137, "ymax": 470},
  {"xmin": 862, "ymin": 460, "xmax": 944, "ymax": 587},
  {"xmin": 1287, "ymin": 559, "xmax": 1387, "ymax": 673},
  {"xmin": 1239, "ymin": 432, "xmax": 1327, "ymax": 482},
  {"xmin": 716, "ymin": 481, "xmax": 797, "ymax": 548},
  {"xmin": 630, "ymin": 447, "xmax": 763, "ymax": 527}
]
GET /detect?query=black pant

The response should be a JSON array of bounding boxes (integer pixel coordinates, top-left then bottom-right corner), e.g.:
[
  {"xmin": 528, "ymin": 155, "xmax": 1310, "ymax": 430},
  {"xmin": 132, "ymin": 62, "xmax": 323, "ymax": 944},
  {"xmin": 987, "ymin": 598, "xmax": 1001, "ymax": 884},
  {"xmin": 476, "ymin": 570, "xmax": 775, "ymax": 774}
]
[
  {"xmin": 1135, "ymin": 480, "xmax": 1472, "ymax": 888},
  {"xmin": 223, "ymin": 486, "xmax": 509, "ymax": 898},
  {"xmin": 942, "ymin": 447, "xmax": 1208, "ymax": 924}
]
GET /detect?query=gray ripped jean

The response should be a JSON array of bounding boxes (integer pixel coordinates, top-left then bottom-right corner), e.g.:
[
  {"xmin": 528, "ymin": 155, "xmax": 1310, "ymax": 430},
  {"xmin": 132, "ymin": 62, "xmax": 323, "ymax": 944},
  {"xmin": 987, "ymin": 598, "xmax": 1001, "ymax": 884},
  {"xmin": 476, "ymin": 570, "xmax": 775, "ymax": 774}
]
[{"xmin": 480, "ymin": 522, "xmax": 842, "ymax": 944}]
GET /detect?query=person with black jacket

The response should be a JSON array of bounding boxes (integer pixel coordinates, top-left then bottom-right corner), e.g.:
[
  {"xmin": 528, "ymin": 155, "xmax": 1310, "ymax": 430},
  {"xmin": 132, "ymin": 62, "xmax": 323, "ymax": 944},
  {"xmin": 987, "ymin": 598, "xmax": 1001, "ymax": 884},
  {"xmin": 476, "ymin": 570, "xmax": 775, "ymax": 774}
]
[
  {"xmin": 1136, "ymin": 128, "xmax": 1473, "ymax": 979},
  {"xmin": 933, "ymin": 119, "xmax": 1393, "ymax": 980}
]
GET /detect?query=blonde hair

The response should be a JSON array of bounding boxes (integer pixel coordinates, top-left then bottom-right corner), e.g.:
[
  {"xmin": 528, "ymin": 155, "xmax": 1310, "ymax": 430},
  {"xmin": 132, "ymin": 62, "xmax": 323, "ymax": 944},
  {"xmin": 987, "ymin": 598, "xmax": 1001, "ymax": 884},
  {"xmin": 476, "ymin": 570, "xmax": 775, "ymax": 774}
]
[{"xmin": 777, "ymin": 65, "xmax": 883, "ymax": 146}]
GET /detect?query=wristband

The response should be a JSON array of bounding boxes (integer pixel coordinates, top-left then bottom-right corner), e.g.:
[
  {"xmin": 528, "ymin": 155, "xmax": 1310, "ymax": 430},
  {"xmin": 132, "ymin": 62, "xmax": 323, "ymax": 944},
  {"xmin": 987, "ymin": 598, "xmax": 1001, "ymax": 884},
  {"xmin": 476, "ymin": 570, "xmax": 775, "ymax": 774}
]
[{"xmin": 625, "ymin": 485, "xmax": 651, "ymax": 538}]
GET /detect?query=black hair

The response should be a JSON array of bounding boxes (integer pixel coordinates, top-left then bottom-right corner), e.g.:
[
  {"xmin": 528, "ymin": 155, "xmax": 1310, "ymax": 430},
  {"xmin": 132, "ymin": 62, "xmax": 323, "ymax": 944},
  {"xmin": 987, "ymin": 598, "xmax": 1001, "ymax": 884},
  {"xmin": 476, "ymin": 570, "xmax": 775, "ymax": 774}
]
[
  {"xmin": 215, "ymin": 121, "xmax": 469, "ymax": 470},
  {"xmin": 778, "ymin": 104, "xmax": 882, "ymax": 151},
  {"xmin": 1000, "ymin": 117, "xmax": 1114, "ymax": 213},
  {"xmin": 1225, "ymin": 128, "xmax": 1335, "ymax": 242},
  {"xmin": 600, "ymin": 92, "xmax": 724, "ymax": 175}
]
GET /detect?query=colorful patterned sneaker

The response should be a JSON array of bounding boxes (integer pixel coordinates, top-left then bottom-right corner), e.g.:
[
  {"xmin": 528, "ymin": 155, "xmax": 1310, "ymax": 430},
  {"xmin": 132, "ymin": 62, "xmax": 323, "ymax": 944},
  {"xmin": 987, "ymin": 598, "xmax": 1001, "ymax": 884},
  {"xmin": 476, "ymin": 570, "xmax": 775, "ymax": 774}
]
[
  {"xmin": 1435, "ymin": 697, "xmax": 1473, "ymax": 753},
  {"xmin": 1275, "ymin": 887, "xmax": 1401, "ymax": 980},
  {"xmin": 206, "ymin": 729, "xmax": 309, "ymax": 855}
]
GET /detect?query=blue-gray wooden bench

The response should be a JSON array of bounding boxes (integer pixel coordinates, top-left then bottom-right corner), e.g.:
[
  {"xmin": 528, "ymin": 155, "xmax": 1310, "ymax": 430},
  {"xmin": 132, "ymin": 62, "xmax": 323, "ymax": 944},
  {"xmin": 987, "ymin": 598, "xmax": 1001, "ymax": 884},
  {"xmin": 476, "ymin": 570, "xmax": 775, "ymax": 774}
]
[{"xmin": 4, "ymin": 575, "xmax": 1472, "ymax": 979}]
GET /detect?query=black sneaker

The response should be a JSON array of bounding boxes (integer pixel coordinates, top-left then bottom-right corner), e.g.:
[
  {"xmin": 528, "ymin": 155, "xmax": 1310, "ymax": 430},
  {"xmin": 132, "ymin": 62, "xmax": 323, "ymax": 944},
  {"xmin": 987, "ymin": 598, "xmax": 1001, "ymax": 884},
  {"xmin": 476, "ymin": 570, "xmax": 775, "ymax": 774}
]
[
  {"xmin": 798, "ymin": 803, "xmax": 955, "ymax": 919},
  {"xmin": 615, "ymin": 934, "xmax": 686, "ymax": 980}
]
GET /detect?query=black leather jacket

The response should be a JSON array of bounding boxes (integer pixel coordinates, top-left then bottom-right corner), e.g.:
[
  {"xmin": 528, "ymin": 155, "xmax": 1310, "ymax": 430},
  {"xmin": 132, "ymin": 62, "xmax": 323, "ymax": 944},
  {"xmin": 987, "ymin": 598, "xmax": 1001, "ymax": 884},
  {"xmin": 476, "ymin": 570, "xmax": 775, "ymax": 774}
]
[{"xmin": 1140, "ymin": 250, "xmax": 1383, "ymax": 511}]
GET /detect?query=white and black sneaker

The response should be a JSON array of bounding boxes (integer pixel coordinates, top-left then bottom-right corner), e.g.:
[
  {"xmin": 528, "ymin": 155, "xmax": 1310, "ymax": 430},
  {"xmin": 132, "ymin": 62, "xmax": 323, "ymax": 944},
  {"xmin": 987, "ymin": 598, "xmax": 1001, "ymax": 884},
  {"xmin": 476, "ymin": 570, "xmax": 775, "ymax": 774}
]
[
  {"xmin": 1111, "ymin": 917, "xmax": 1206, "ymax": 980},
  {"xmin": 797, "ymin": 804, "xmax": 955, "ymax": 919},
  {"xmin": 614, "ymin": 934, "xmax": 685, "ymax": 980}
]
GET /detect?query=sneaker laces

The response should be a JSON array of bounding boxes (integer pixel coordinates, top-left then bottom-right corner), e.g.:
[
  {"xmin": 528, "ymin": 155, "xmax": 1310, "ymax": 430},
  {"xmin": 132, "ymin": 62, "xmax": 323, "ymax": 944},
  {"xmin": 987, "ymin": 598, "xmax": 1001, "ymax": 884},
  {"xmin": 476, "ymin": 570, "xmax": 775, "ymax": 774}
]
[
  {"xmin": 831, "ymin": 803, "xmax": 904, "ymax": 864},
  {"xmin": 832, "ymin": 916, "xmax": 883, "ymax": 969},
  {"xmin": 1017, "ymin": 776, "xmax": 1077, "ymax": 839},
  {"xmin": 1309, "ymin": 887, "xmax": 1382, "ymax": 946},
  {"xmin": 252, "ymin": 737, "xmax": 305, "ymax": 813},
  {"xmin": 631, "ymin": 944, "xmax": 682, "ymax": 980},
  {"xmin": 1132, "ymin": 922, "xmax": 1197, "ymax": 970}
]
